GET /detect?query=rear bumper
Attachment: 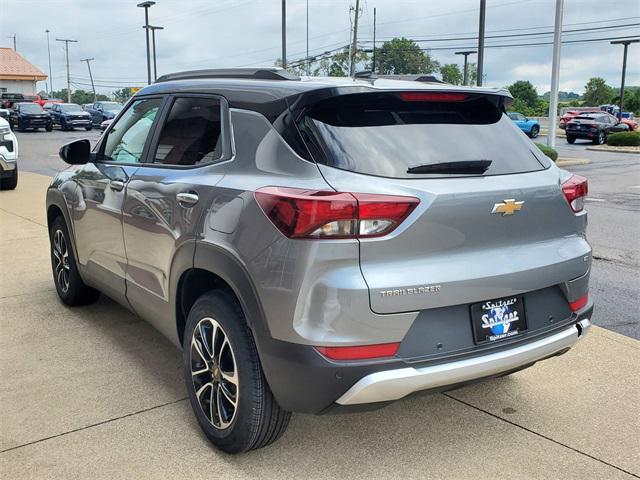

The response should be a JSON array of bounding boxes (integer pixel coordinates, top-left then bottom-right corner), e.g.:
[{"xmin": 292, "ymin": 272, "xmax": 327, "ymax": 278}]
[
  {"xmin": 566, "ymin": 130, "xmax": 596, "ymax": 139},
  {"xmin": 337, "ymin": 319, "xmax": 590, "ymax": 405}
]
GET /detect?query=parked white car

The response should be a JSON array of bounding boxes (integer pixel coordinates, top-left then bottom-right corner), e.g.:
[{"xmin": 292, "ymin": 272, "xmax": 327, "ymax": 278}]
[{"xmin": 0, "ymin": 116, "xmax": 19, "ymax": 190}]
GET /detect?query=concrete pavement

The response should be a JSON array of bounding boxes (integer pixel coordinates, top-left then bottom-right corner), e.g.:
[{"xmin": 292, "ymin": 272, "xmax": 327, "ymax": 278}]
[{"xmin": 1, "ymin": 172, "xmax": 639, "ymax": 479}]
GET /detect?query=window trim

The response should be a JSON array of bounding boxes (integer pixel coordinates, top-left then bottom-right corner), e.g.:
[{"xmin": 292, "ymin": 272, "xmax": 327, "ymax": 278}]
[
  {"xmin": 143, "ymin": 93, "xmax": 232, "ymax": 170},
  {"xmin": 93, "ymin": 95, "xmax": 168, "ymax": 167}
]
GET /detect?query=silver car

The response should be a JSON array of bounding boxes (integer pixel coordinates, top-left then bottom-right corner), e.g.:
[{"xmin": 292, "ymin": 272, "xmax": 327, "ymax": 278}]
[{"xmin": 46, "ymin": 68, "xmax": 593, "ymax": 453}]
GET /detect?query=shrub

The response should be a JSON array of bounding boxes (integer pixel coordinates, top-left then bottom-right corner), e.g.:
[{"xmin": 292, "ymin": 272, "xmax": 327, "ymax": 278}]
[
  {"xmin": 606, "ymin": 131, "xmax": 640, "ymax": 146},
  {"xmin": 535, "ymin": 143, "xmax": 558, "ymax": 161}
]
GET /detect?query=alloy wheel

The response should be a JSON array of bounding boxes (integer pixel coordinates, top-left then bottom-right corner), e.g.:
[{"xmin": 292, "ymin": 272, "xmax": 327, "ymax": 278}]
[
  {"xmin": 190, "ymin": 317, "xmax": 239, "ymax": 429},
  {"xmin": 52, "ymin": 229, "xmax": 70, "ymax": 293}
]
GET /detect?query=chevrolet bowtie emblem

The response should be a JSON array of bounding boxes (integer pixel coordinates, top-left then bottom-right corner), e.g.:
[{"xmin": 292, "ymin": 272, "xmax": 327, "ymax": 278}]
[{"xmin": 492, "ymin": 199, "xmax": 524, "ymax": 216}]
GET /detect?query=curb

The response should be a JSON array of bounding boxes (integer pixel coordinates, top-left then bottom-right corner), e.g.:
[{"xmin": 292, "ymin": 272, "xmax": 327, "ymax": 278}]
[
  {"xmin": 585, "ymin": 146, "xmax": 640, "ymax": 154},
  {"xmin": 556, "ymin": 158, "xmax": 591, "ymax": 166},
  {"xmin": 541, "ymin": 130, "xmax": 566, "ymax": 138}
]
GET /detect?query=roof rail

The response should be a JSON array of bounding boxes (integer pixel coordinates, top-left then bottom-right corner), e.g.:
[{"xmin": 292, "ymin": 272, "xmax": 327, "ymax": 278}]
[{"xmin": 155, "ymin": 68, "xmax": 300, "ymax": 83}]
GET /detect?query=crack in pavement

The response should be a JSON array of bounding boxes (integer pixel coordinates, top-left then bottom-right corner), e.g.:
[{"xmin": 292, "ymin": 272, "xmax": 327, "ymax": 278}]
[
  {"xmin": 442, "ymin": 393, "xmax": 640, "ymax": 478},
  {"xmin": 0, "ymin": 398, "xmax": 188, "ymax": 455}
]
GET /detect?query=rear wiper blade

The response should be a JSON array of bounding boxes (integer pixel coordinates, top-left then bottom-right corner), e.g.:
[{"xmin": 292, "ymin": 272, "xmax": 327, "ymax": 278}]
[{"xmin": 407, "ymin": 160, "xmax": 492, "ymax": 175}]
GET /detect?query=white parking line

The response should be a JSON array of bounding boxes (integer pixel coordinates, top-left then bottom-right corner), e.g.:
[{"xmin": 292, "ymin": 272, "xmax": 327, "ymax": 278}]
[{"xmin": 585, "ymin": 198, "xmax": 605, "ymax": 202}]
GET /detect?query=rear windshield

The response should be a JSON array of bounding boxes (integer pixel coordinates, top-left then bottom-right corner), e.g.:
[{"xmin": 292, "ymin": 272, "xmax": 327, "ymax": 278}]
[{"xmin": 302, "ymin": 93, "xmax": 549, "ymax": 178}]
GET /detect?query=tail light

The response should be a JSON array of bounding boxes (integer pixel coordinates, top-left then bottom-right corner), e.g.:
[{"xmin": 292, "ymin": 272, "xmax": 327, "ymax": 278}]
[
  {"xmin": 315, "ymin": 342, "xmax": 400, "ymax": 361},
  {"xmin": 255, "ymin": 187, "xmax": 419, "ymax": 239},
  {"xmin": 562, "ymin": 174, "xmax": 588, "ymax": 213},
  {"xmin": 569, "ymin": 294, "xmax": 588, "ymax": 312}
]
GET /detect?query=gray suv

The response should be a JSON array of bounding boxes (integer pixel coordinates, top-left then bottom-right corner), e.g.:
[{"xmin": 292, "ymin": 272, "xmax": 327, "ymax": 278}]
[{"xmin": 46, "ymin": 68, "xmax": 593, "ymax": 453}]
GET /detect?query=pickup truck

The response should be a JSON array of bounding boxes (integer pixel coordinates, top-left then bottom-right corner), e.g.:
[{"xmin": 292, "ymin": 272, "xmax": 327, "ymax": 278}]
[
  {"xmin": 1, "ymin": 93, "xmax": 25, "ymax": 109},
  {"xmin": 84, "ymin": 101, "xmax": 123, "ymax": 126}
]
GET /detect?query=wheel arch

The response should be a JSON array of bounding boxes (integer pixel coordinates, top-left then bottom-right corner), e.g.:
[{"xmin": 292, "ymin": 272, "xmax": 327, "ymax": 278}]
[{"xmin": 176, "ymin": 242, "xmax": 269, "ymax": 347}]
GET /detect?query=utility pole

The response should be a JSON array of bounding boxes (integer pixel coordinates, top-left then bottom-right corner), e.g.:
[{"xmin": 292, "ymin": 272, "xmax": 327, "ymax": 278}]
[
  {"xmin": 611, "ymin": 38, "xmax": 639, "ymax": 120},
  {"xmin": 137, "ymin": 1, "xmax": 155, "ymax": 85},
  {"xmin": 306, "ymin": 0, "xmax": 309, "ymax": 75},
  {"xmin": 476, "ymin": 0, "xmax": 486, "ymax": 86},
  {"xmin": 350, "ymin": 0, "xmax": 360, "ymax": 76},
  {"xmin": 145, "ymin": 25, "xmax": 164, "ymax": 81},
  {"xmin": 46, "ymin": 30, "xmax": 53, "ymax": 94},
  {"xmin": 546, "ymin": 0, "xmax": 564, "ymax": 149},
  {"xmin": 372, "ymin": 7, "xmax": 376, "ymax": 73},
  {"xmin": 281, "ymin": 0, "xmax": 287, "ymax": 68},
  {"xmin": 455, "ymin": 50, "xmax": 476, "ymax": 86},
  {"xmin": 56, "ymin": 38, "xmax": 77, "ymax": 103},
  {"xmin": 80, "ymin": 58, "xmax": 96, "ymax": 102},
  {"xmin": 7, "ymin": 35, "xmax": 16, "ymax": 51}
]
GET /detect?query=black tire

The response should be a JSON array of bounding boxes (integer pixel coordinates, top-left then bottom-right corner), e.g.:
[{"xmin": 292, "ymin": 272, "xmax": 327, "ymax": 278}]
[
  {"xmin": 566, "ymin": 136, "xmax": 576, "ymax": 144},
  {"xmin": 529, "ymin": 125, "xmax": 539, "ymax": 138},
  {"xmin": 46, "ymin": 124, "xmax": 53, "ymax": 132},
  {"xmin": 183, "ymin": 291, "xmax": 290, "ymax": 453},
  {"xmin": 594, "ymin": 131, "xmax": 606, "ymax": 145},
  {"xmin": 50, "ymin": 216, "xmax": 100, "ymax": 306},
  {"xmin": 85, "ymin": 126, "xmax": 92, "ymax": 131},
  {"xmin": 0, "ymin": 166, "xmax": 17, "ymax": 190}
]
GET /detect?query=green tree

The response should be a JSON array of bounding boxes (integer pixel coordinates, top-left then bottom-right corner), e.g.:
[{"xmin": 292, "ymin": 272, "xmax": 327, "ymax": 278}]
[
  {"xmin": 50, "ymin": 88, "xmax": 108, "ymax": 104},
  {"xmin": 440, "ymin": 64, "xmax": 462, "ymax": 85},
  {"xmin": 582, "ymin": 77, "xmax": 613, "ymax": 106},
  {"xmin": 506, "ymin": 80, "xmax": 539, "ymax": 109},
  {"xmin": 376, "ymin": 37, "xmax": 439, "ymax": 75},
  {"xmin": 612, "ymin": 89, "xmax": 640, "ymax": 114},
  {"xmin": 113, "ymin": 88, "xmax": 133, "ymax": 103}
]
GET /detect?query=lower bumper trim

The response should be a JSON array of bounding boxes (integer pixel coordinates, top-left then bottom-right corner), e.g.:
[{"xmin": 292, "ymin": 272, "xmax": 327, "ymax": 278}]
[{"xmin": 336, "ymin": 320, "xmax": 590, "ymax": 405}]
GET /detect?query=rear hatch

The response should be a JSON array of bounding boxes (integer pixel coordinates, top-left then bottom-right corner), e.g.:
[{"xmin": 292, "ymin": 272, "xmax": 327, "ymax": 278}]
[{"xmin": 300, "ymin": 90, "xmax": 590, "ymax": 314}]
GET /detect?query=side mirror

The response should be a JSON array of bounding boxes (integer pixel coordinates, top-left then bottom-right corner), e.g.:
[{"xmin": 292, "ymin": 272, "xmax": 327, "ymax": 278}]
[{"xmin": 59, "ymin": 139, "xmax": 91, "ymax": 165}]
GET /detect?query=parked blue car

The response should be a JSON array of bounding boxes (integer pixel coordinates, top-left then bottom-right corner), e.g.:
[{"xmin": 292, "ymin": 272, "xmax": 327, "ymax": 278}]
[{"xmin": 508, "ymin": 112, "xmax": 540, "ymax": 138}]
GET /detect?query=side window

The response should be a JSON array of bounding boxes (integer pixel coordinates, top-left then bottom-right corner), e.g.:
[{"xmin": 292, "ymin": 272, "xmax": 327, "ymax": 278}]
[
  {"xmin": 152, "ymin": 96, "xmax": 222, "ymax": 166},
  {"xmin": 100, "ymin": 97, "xmax": 162, "ymax": 163}
]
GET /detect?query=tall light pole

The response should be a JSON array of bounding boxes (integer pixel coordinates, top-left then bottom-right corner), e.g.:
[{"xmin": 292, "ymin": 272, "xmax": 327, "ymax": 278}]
[
  {"xmin": 455, "ymin": 50, "xmax": 476, "ymax": 86},
  {"xmin": 144, "ymin": 25, "xmax": 164, "ymax": 81},
  {"xmin": 611, "ymin": 38, "xmax": 639, "ymax": 120},
  {"xmin": 137, "ymin": 1, "xmax": 155, "ymax": 85},
  {"xmin": 306, "ymin": 0, "xmax": 309, "ymax": 75},
  {"xmin": 46, "ymin": 30, "xmax": 53, "ymax": 94},
  {"xmin": 56, "ymin": 38, "xmax": 77, "ymax": 103},
  {"xmin": 476, "ymin": 0, "xmax": 486, "ymax": 86},
  {"xmin": 80, "ymin": 58, "xmax": 96, "ymax": 101},
  {"xmin": 281, "ymin": 0, "xmax": 287, "ymax": 68},
  {"xmin": 546, "ymin": 0, "xmax": 564, "ymax": 149}
]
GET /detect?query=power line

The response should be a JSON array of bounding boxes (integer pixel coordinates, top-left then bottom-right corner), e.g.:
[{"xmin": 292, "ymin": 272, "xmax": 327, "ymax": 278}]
[{"xmin": 361, "ymin": 23, "xmax": 640, "ymax": 44}]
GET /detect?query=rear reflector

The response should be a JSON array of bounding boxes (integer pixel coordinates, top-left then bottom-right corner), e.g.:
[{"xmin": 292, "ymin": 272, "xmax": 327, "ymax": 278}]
[
  {"xmin": 315, "ymin": 342, "xmax": 400, "ymax": 361},
  {"xmin": 255, "ymin": 187, "xmax": 419, "ymax": 239},
  {"xmin": 399, "ymin": 92, "xmax": 469, "ymax": 102},
  {"xmin": 569, "ymin": 294, "xmax": 589, "ymax": 312},
  {"xmin": 561, "ymin": 174, "xmax": 588, "ymax": 213}
]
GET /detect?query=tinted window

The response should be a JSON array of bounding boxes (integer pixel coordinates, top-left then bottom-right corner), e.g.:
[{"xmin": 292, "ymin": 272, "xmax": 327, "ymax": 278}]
[
  {"xmin": 152, "ymin": 97, "xmax": 222, "ymax": 166},
  {"xmin": 100, "ymin": 98, "xmax": 162, "ymax": 163},
  {"xmin": 303, "ymin": 93, "xmax": 548, "ymax": 178}
]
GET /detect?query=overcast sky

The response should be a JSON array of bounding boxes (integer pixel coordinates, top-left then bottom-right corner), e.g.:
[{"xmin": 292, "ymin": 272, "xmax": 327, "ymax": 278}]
[{"xmin": 1, "ymin": 0, "xmax": 638, "ymax": 96}]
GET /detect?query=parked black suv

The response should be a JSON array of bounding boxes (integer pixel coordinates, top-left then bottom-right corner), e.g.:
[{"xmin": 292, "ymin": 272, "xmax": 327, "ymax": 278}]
[
  {"xmin": 566, "ymin": 113, "xmax": 628, "ymax": 144},
  {"xmin": 9, "ymin": 103, "xmax": 52, "ymax": 132}
]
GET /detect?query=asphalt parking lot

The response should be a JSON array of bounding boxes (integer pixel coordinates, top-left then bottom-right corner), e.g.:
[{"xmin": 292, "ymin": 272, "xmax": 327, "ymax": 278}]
[{"xmin": 1, "ymin": 130, "xmax": 639, "ymax": 479}]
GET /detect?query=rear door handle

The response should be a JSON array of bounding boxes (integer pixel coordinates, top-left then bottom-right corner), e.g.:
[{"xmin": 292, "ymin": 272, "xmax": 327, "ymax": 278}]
[
  {"xmin": 176, "ymin": 192, "xmax": 199, "ymax": 207},
  {"xmin": 109, "ymin": 180, "xmax": 125, "ymax": 192}
]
